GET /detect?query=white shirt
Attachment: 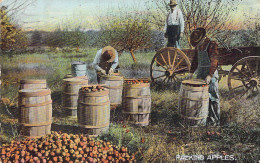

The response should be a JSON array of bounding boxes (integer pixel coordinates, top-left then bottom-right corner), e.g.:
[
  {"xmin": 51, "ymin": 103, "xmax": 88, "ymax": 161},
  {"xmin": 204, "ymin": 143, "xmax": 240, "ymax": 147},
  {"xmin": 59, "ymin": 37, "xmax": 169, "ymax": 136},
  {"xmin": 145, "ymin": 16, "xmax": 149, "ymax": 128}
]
[
  {"xmin": 164, "ymin": 7, "xmax": 185, "ymax": 33},
  {"xmin": 92, "ymin": 48, "xmax": 119, "ymax": 71}
]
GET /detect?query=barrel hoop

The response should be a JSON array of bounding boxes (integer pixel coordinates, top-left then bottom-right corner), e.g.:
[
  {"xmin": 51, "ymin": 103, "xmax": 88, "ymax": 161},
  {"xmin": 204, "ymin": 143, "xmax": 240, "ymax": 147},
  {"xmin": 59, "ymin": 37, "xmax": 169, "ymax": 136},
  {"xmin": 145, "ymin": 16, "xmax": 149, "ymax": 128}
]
[
  {"xmin": 21, "ymin": 121, "xmax": 52, "ymax": 127},
  {"xmin": 62, "ymin": 92, "xmax": 79, "ymax": 96},
  {"xmin": 79, "ymin": 122, "xmax": 109, "ymax": 129},
  {"xmin": 181, "ymin": 97, "xmax": 209, "ymax": 101},
  {"xmin": 79, "ymin": 101, "xmax": 110, "ymax": 106},
  {"xmin": 123, "ymin": 96, "xmax": 151, "ymax": 98},
  {"xmin": 182, "ymin": 115, "xmax": 208, "ymax": 120},
  {"xmin": 20, "ymin": 80, "xmax": 46, "ymax": 84},
  {"xmin": 63, "ymin": 107, "xmax": 77, "ymax": 110},
  {"xmin": 19, "ymin": 89, "xmax": 51, "ymax": 97},
  {"xmin": 123, "ymin": 111, "xmax": 150, "ymax": 114},
  {"xmin": 182, "ymin": 85, "xmax": 208, "ymax": 92},
  {"xmin": 22, "ymin": 100, "xmax": 52, "ymax": 108},
  {"xmin": 104, "ymin": 86, "xmax": 123, "ymax": 89}
]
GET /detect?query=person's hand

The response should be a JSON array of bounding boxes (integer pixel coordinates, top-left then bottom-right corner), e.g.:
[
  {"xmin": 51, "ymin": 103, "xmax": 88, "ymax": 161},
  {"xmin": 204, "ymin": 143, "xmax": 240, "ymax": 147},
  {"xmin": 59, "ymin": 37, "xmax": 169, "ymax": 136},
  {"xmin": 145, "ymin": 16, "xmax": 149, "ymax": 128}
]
[
  {"xmin": 180, "ymin": 32, "xmax": 184, "ymax": 38},
  {"xmin": 205, "ymin": 75, "xmax": 212, "ymax": 84},
  {"xmin": 108, "ymin": 68, "xmax": 114, "ymax": 75},
  {"xmin": 187, "ymin": 73, "xmax": 193, "ymax": 79},
  {"xmin": 164, "ymin": 33, "xmax": 168, "ymax": 38},
  {"xmin": 100, "ymin": 69, "xmax": 106, "ymax": 75}
]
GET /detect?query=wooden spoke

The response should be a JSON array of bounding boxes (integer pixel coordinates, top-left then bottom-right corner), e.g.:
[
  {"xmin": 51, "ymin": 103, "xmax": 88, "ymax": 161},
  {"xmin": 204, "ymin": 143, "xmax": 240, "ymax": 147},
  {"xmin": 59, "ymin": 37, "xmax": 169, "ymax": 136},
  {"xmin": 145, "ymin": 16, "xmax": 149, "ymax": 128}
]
[
  {"xmin": 256, "ymin": 60, "xmax": 259, "ymax": 76},
  {"xmin": 172, "ymin": 51, "xmax": 177, "ymax": 69},
  {"xmin": 231, "ymin": 84, "xmax": 247, "ymax": 91},
  {"xmin": 174, "ymin": 67, "xmax": 189, "ymax": 73},
  {"xmin": 160, "ymin": 53, "xmax": 169, "ymax": 68},
  {"xmin": 155, "ymin": 59, "xmax": 167, "ymax": 70},
  {"xmin": 245, "ymin": 61, "xmax": 253, "ymax": 77},
  {"xmin": 167, "ymin": 77, "xmax": 171, "ymax": 83},
  {"xmin": 152, "ymin": 68, "xmax": 166, "ymax": 72},
  {"xmin": 235, "ymin": 67, "xmax": 250, "ymax": 79},
  {"xmin": 172, "ymin": 58, "xmax": 184, "ymax": 71},
  {"xmin": 168, "ymin": 50, "xmax": 171, "ymax": 66},
  {"xmin": 153, "ymin": 74, "xmax": 166, "ymax": 80},
  {"xmin": 161, "ymin": 76, "xmax": 168, "ymax": 84}
]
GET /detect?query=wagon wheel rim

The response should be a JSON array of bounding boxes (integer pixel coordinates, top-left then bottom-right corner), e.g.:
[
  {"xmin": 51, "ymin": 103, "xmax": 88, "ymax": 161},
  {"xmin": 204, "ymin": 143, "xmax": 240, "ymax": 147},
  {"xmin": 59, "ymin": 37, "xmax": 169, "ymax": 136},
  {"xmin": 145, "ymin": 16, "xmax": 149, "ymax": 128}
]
[
  {"xmin": 150, "ymin": 47, "xmax": 191, "ymax": 86},
  {"xmin": 228, "ymin": 56, "xmax": 260, "ymax": 98}
]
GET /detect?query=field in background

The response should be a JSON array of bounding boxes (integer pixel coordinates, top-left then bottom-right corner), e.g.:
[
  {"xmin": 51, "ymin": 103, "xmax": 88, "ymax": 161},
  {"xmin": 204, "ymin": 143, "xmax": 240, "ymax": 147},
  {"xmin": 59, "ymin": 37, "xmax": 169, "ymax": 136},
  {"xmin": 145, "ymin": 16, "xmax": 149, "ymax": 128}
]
[{"xmin": 0, "ymin": 49, "xmax": 259, "ymax": 162}]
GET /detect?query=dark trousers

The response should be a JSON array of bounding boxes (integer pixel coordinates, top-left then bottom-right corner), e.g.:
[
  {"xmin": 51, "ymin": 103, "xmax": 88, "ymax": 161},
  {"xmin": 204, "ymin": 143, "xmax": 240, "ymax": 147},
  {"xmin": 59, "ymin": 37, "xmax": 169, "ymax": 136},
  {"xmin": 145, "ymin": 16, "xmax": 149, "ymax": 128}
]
[{"xmin": 166, "ymin": 25, "xmax": 180, "ymax": 47}]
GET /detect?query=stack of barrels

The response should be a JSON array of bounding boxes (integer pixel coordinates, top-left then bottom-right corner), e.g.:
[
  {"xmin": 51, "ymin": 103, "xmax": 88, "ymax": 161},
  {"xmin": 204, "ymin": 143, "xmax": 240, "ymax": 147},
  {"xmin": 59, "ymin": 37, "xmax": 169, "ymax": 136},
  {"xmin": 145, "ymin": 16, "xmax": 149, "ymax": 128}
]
[{"xmin": 18, "ymin": 79, "xmax": 52, "ymax": 138}]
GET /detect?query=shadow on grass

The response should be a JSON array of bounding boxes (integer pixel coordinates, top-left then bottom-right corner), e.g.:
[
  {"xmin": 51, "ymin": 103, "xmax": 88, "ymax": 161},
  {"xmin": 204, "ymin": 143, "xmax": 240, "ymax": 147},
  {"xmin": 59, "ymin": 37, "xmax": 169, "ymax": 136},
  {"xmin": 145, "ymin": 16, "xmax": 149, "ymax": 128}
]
[{"xmin": 51, "ymin": 123, "xmax": 80, "ymax": 134}]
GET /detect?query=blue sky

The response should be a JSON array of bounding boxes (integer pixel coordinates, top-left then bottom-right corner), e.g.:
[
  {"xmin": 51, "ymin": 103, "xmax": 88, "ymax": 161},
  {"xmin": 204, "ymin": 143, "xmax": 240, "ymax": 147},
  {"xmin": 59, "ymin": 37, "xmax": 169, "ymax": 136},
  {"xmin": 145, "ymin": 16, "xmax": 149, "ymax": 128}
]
[{"xmin": 1, "ymin": 0, "xmax": 260, "ymax": 31}]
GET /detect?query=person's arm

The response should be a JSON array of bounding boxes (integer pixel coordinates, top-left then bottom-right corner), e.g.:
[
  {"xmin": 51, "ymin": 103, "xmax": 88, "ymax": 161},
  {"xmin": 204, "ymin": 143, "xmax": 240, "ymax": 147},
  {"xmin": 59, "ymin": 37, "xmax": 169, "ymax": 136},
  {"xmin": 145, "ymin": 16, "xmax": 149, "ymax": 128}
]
[
  {"xmin": 190, "ymin": 48, "xmax": 198, "ymax": 73},
  {"xmin": 93, "ymin": 49, "xmax": 103, "ymax": 71},
  {"xmin": 208, "ymin": 41, "xmax": 219, "ymax": 77},
  {"xmin": 111, "ymin": 50, "xmax": 119, "ymax": 70}
]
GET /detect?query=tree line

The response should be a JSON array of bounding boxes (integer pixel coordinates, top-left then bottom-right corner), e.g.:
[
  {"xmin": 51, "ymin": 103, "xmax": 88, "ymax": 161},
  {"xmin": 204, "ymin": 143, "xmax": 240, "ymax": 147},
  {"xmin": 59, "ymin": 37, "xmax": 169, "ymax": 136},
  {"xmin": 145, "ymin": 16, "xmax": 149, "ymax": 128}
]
[{"xmin": 1, "ymin": 0, "xmax": 259, "ymax": 62}]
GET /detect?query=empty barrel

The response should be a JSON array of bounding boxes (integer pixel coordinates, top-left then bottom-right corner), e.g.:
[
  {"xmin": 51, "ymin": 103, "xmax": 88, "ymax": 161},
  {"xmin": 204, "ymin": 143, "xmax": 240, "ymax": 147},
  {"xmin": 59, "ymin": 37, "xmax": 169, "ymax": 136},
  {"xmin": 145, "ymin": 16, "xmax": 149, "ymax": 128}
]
[
  {"xmin": 62, "ymin": 77, "xmax": 88, "ymax": 117},
  {"xmin": 122, "ymin": 79, "xmax": 151, "ymax": 126},
  {"xmin": 19, "ymin": 79, "xmax": 47, "ymax": 89},
  {"xmin": 18, "ymin": 89, "xmax": 52, "ymax": 138},
  {"xmin": 178, "ymin": 79, "xmax": 209, "ymax": 126}
]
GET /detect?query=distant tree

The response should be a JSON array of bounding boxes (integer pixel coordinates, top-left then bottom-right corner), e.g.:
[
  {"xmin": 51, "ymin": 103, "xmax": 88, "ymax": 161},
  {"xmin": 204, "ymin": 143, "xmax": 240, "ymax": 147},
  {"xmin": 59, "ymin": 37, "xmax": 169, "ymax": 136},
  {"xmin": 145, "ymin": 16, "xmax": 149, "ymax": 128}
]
[
  {"xmin": 0, "ymin": 7, "xmax": 28, "ymax": 51},
  {"xmin": 44, "ymin": 28, "xmax": 65, "ymax": 48},
  {"xmin": 146, "ymin": 0, "xmax": 242, "ymax": 48},
  {"xmin": 63, "ymin": 28, "xmax": 88, "ymax": 51},
  {"xmin": 30, "ymin": 30, "xmax": 42, "ymax": 46},
  {"xmin": 98, "ymin": 9, "xmax": 153, "ymax": 62}
]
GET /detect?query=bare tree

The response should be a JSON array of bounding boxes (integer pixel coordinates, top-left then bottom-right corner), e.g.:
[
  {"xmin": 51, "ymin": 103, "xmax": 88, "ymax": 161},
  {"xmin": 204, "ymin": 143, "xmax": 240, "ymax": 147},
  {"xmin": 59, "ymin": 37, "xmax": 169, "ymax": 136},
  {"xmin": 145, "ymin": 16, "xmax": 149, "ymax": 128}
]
[
  {"xmin": 146, "ymin": 0, "xmax": 242, "ymax": 48},
  {"xmin": 0, "ymin": 0, "xmax": 36, "ymax": 20},
  {"xmin": 97, "ymin": 6, "xmax": 153, "ymax": 62}
]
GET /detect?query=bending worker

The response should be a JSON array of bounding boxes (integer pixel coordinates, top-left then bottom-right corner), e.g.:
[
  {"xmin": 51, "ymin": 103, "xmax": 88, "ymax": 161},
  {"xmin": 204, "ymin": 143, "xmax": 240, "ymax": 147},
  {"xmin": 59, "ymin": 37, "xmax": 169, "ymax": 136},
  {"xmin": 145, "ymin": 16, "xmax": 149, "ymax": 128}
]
[
  {"xmin": 188, "ymin": 28, "xmax": 220, "ymax": 126},
  {"xmin": 93, "ymin": 46, "xmax": 119, "ymax": 83},
  {"xmin": 164, "ymin": 0, "xmax": 185, "ymax": 48}
]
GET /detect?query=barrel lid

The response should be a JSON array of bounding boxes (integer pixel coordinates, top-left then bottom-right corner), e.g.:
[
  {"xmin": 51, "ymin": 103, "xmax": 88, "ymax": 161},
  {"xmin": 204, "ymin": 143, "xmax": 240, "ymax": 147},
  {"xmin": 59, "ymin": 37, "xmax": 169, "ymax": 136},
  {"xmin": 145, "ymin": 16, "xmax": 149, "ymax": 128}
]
[
  {"xmin": 71, "ymin": 61, "xmax": 86, "ymax": 65},
  {"xmin": 182, "ymin": 79, "xmax": 206, "ymax": 85},
  {"xmin": 20, "ymin": 79, "xmax": 46, "ymax": 84}
]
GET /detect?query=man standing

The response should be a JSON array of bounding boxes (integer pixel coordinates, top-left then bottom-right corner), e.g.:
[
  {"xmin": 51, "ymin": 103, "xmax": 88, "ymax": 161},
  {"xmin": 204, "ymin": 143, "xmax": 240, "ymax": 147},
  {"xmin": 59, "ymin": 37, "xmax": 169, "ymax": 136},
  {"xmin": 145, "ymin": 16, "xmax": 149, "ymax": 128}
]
[
  {"xmin": 93, "ymin": 46, "xmax": 119, "ymax": 83},
  {"xmin": 188, "ymin": 28, "xmax": 220, "ymax": 126},
  {"xmin": 164, "ymin": 0, "xmax": 185, "ymax": 48}
]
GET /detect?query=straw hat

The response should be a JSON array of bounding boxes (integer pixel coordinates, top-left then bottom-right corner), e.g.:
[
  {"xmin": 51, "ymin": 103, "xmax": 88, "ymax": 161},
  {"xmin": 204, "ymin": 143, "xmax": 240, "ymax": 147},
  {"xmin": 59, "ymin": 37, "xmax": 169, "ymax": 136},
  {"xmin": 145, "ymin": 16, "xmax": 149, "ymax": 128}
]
[
  {"xmin": 169, "ymin": 0, "xmax": 177, "ymax": 6},
  {"xmin": 190, "ymin": 28, "xmax": 206, "ymax": 47},
  {"xmin": 101, "ymin": 46, "xmax": 116, "ymax": 62}
]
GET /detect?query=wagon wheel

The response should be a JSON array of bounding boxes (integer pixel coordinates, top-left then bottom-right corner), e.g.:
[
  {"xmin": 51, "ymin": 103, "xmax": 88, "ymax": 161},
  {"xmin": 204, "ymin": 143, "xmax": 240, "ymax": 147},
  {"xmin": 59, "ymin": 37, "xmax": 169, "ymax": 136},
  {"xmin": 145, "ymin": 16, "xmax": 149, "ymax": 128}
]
[
  {"xmin": 150, "ymin": 47, "xmax": 191, "ymax": 86},
  {"xmin": 228, "ymin": 56, "xmax": 260, "ymax": 97}
]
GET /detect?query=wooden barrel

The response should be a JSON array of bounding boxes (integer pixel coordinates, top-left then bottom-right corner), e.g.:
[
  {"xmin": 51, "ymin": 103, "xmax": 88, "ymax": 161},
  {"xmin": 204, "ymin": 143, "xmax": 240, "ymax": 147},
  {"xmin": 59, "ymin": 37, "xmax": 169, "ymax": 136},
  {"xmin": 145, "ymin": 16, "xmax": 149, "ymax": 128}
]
[
  {"xmin": 19, "ymin": 79, "xmax": 47, "ymax": 89},
  {"xmin": 100, "ymin": 75, "xmax": 124, "ymax": 108},
  {"xmin": 178, "ymin": 79, "xmax": 209, "ymax": 126},
  {"xmin": 77, "ymin": 85, "xmax": 110, "ymax": 137},
  {"xmin": 62, "ymin": 77, "xmax": 88, "ymax": 117},
  {"xmin": 18, "ymin": 89, "xmax": 52, "ymax": 138},
  {"xmin": 122, "ymin": 79, "xmax": 151, "ymax": 126}
]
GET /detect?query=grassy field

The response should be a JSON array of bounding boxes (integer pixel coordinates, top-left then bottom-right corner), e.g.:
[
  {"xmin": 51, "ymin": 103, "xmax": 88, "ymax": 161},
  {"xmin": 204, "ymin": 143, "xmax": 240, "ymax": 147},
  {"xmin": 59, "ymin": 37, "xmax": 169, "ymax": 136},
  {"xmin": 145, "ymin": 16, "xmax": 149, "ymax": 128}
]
[{"xmin": 0, "ymin": 49, "xmax": 259, "ymax": 162}]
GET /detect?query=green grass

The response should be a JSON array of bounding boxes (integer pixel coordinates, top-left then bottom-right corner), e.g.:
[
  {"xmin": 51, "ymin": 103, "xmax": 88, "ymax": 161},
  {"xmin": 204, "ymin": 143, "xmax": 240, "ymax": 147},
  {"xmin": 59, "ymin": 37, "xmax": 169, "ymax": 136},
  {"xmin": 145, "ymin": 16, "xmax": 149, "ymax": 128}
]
[{"xmin": 0, "ymin": 49, "xmax": 259, "ymax": 162}]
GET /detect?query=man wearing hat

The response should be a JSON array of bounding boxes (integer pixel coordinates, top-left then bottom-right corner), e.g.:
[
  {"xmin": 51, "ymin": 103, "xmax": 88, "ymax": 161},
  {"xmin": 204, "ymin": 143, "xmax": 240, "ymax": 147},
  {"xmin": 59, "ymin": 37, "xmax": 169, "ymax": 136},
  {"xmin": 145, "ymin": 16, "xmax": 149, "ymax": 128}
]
[
  {"xmin": 93, "ymin": 46, "xmax": 119, "ymax": 83},
  {"xmin": 164, "ymin": 0, "xmax": 185, "ymax": 48},
  {"xmin": 188, "ymin": 28, "xmax": 220, "ymax": 126}
]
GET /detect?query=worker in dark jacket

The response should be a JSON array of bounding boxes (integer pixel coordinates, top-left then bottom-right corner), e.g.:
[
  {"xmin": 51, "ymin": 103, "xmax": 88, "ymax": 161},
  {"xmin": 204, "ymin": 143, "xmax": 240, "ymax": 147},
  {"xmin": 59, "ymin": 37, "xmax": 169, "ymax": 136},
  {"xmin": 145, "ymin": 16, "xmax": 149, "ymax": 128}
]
[
  {"xmin": 188, "ymin": 28, "xmax": 220, "ymax": 126},
  {"xmin": 93, "ymin": 46, "xmax": 119, "ymax": 83}
]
